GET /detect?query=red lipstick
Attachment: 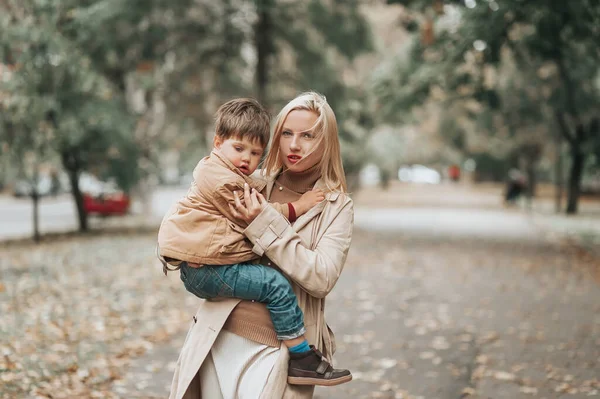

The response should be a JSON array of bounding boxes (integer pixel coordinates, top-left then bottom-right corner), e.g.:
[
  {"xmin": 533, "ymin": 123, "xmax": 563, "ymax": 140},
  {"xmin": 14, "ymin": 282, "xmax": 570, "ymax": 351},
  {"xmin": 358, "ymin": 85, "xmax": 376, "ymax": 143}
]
[{"xmin": 287, "ymin": 155, "xmax": 301, "ymax": 164}]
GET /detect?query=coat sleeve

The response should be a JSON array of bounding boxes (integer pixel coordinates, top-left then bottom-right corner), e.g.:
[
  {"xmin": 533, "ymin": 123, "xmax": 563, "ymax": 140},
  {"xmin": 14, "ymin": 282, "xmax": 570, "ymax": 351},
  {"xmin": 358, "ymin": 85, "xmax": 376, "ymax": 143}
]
[
  {"xmin": 212, "ymin": 182, "xmax": 289, "ymax": 228},
  {"xmin": 243, "ymin": 199, "xmax": 354, "ymax": 298}
]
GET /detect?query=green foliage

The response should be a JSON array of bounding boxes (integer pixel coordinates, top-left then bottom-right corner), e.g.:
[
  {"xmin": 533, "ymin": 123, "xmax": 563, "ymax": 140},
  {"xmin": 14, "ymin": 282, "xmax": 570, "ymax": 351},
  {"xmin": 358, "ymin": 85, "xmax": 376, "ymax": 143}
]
[
  {"xmin": 1, "ymin": 0, "xmax": 376, "ymax": 204},
  {"xmin": 469, "ymin": 152, "xmax": 511, "ymax": 182},
  {"xmin": 376, "ymin": 1, "xmax": 600, "ymax": 117},
  {"xmin": 1, "ymin": 1, "xmax": 137, "ymax": 187},
  {"xmin": 251, "ymin": 0, "xmax": 375, "ymax": 178},
  {"xmin": 307, "ymin": 0, "xmax": 373, "ymax": 61},
  {"xmin": 375, "ymin": 1, "xmax": 599, "ymax": 190}
]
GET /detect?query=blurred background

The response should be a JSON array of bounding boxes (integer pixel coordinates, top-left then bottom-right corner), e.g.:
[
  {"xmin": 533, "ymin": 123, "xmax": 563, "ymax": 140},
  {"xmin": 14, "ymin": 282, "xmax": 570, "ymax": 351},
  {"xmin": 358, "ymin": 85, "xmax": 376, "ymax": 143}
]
[
  {"xmin": 1, "ymin": 1, "xmax": 600, "ymax": 398},
  {"xmin": 1, "ymin": 0, "xmax": 599, "ymax": 241}
]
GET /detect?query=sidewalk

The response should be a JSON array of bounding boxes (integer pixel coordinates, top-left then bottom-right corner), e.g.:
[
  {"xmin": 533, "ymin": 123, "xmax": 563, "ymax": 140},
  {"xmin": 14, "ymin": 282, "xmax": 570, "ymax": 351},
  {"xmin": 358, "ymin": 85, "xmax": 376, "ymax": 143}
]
[
  {"xmin": 354, "ymin": 181, "xmax": 600, "ymax": 255},
  {"xmin": 528, "ymin": 197, "xmax": 600, "ymax": 254},
  {"xmin": 3, "ymin": 183, "xmax": 599, "ymax": 254},
  {"xmin": 0, "ymin": 187, "xmax": 184, "ymax": 242}
]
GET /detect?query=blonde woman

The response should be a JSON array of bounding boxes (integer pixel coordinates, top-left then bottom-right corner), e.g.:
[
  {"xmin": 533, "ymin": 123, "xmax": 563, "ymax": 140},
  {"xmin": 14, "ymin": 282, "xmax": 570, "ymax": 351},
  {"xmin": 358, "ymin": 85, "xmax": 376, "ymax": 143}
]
[{"xmin": 169, "ymin": 92, "xmax": 354, "ymax": 399}]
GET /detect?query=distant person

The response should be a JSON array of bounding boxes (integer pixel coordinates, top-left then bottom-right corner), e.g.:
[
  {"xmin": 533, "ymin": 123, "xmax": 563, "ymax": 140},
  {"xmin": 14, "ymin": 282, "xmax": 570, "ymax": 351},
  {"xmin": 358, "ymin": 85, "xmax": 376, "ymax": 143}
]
[
  {"xmin": 448, "ymin": 164, "xmax": 461, "ymax": 182},
  {"xmin": 504, "ymin": 168, "xmax": 526, "ymax": 205},
  {"xmin": 158, "ymin": 96, "xmax": 352, "ymax": 397}
]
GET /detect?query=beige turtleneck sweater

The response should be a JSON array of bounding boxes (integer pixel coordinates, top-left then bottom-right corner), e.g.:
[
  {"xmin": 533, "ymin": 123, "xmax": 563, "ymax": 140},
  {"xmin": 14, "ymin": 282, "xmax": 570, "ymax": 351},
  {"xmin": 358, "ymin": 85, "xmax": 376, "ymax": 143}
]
[{"xmin": 222, "ymin": 165, "xmax": 322, "ymax": 347}]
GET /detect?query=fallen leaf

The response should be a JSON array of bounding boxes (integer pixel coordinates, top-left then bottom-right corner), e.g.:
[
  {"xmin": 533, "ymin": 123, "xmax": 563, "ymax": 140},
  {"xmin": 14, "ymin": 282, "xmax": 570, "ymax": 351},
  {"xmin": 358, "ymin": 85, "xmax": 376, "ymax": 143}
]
[
  {"xmin": 493, "ymin": 371, "xmax": 516, "ymax": 381},
  {"xmin": 519, "ymin": 387, "xmax": 538, "ymax": 395},
  {"xmin": 475, "ymin": 355, "xmax": 489, "ymax": 365},
  {"xmin": 430, "ymin": 336, "xmax": 450, "ymax": 350},
  {"xmin": 555, "ymin": 383, "xmax": 570, "ymax": 393},
  {"xmin": 379, "ymin": 358, "xmax": 398, "ymax": 369}
]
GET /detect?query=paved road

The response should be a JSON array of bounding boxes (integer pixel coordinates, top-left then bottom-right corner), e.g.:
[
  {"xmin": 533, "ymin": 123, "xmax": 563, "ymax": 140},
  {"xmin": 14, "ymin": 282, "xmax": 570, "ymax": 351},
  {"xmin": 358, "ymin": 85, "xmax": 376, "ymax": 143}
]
[
  {"xmin": 0, "ymin": 188, "xmax": 186, "ymax": 240},
  {"xmin": 3, "ymin": 183, "xmax": 598, "ymax": 398},
  {"xmin": 0, "ymin": 184, "xmax": 540, "ymax": 243},
  {"xmin": 110, "ymin": 184, "xmax": 600, "ymax": 398}
]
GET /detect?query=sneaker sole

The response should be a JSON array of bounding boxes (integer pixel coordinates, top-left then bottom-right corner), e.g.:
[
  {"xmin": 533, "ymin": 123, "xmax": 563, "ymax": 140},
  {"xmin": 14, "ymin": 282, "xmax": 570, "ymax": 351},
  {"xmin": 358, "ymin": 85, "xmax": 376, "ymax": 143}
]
[{"xmin": 287, "ymin": 374, "xmax": 352, "ymax": 386}]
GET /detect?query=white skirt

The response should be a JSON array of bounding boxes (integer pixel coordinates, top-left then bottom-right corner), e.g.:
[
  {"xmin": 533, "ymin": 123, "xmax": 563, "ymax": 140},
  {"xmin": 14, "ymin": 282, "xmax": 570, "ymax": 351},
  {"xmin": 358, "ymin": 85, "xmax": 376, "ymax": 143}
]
[{"xmin": 200, "ymin": 329, "xmax": 280, "ymax": 399}]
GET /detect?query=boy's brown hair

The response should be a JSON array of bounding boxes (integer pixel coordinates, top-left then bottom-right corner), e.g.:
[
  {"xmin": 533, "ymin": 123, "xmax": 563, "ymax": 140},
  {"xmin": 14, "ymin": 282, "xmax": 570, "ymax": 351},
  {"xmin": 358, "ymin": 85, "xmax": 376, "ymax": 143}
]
[{"xmin": 215, "ymin": 98, "xmax": 271, "ymax": 148}]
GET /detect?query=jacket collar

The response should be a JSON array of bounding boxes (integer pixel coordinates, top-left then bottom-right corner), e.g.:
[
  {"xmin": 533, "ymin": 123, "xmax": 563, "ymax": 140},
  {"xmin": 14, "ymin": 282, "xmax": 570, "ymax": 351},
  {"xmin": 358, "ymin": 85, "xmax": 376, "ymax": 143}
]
[
  {"xmin": 264, "ymin": 170, "xmax": 341, "ymax": 231},
  {"xmin": 264, "ymin": 169, "xmax": 340, "ymax": 202},
  {"xmin": 210, "ymin": 150, "xmax": 266, "ymax": 192}
]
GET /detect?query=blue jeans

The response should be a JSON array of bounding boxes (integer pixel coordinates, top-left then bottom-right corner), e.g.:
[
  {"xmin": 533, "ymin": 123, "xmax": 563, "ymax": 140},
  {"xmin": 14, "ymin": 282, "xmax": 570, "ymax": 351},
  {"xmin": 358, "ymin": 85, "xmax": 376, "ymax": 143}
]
[{"xmin": 180, "ymin": 262, "xmax": 305, "ymax": 340}]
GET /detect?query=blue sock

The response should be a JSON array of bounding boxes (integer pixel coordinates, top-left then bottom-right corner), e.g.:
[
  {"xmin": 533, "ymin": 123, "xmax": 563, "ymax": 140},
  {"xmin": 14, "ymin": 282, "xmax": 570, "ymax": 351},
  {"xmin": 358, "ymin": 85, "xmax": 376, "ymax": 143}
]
[{"xmin": 289, "ymin": 339, "xmax": 310, "ymax": 354}]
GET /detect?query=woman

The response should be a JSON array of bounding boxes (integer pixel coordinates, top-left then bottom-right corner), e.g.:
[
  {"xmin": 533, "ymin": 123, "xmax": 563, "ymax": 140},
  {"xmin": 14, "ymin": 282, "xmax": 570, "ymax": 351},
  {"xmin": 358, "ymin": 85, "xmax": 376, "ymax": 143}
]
[{"xmin": 169, "ymin": 92, "xmax": 354, "ymax": 399}]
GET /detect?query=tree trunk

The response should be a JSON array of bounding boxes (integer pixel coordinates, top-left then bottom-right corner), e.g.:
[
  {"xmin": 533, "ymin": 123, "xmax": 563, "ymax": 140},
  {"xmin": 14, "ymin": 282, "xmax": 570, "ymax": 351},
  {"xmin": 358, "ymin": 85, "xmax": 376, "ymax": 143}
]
[
  {"xmin": 62, "ymin": 151, "xmax": 88, "ymax": 231},
  {"xmin": 254, "ymin": 0, "xmax": 273, "ymax": 107},
  {"xmin": 555, "ymin": 113, "xmax": 586, "ymax": 215},
  {"xmin": 566, "ymin": 143, "xmax": 585, "ymax": 215},
  {"xmin": 31, "ymin": 191, "xmax": 40, "ymax": 242},
  {"xmin": 554, "ymin": 130, "xmax": 563, "ymax": 213},
  {"xmin": 68, "ymin": 168, "xmax": 88, "ymax": 231},
  {"xmin": 525, "ymin": 161, "xmax": 535, "ymax": 212}
]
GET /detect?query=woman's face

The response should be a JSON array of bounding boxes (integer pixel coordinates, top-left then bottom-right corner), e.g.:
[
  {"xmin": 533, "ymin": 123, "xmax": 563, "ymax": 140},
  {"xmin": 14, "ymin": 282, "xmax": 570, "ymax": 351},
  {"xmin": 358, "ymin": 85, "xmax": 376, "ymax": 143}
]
[{"xmin": 279, "ymin": 110, "xmax": 324, "ymax": 173}]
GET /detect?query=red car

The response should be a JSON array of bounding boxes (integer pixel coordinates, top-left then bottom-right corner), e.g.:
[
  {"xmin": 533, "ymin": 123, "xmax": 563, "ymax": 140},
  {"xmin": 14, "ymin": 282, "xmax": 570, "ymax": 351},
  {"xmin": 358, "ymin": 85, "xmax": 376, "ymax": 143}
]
[{"xmin": 83, "ymin": 192, "xmax": 130, "ymax": 216}]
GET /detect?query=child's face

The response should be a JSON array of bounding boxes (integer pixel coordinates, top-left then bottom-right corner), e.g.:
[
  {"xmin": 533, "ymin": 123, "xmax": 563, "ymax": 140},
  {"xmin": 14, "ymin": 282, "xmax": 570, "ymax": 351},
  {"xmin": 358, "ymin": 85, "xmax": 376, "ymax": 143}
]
[{"xmin": 214, "ymin": 136, "xmax": 264, "ymax": 176}]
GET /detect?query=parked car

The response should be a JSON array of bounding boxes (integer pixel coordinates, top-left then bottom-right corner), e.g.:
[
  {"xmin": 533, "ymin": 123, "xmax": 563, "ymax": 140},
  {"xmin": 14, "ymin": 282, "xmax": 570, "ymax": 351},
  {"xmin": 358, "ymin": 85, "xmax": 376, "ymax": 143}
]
[
  {"xmin": 13, "ymin": 176, "xmax": 53, "ymax": 197},
  {"xmin": 79, "ymin": 173, "xmax": 130, "ymax": 216},
  {"xmin": 13, "ymin": 171, "xmax": 72, "ymax": 198},
  {"xmin": 359, "ymin": 163, "xmax": 381, "ymax": 187},
  {"xmin": 398, "ymin": 164, "xmax": 441, "ymax": 184},
  {"xmin": 83, "ymin": 191, "xmax": 130, "ymax": 216}
]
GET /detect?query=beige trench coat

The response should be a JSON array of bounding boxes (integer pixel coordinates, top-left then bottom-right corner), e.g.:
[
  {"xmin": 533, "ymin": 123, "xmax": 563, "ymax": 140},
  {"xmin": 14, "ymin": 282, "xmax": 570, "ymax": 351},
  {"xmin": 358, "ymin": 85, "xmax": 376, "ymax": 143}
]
[{"xmin": 168, "ymin": 176, "xmax": 354, "ymax": 399}]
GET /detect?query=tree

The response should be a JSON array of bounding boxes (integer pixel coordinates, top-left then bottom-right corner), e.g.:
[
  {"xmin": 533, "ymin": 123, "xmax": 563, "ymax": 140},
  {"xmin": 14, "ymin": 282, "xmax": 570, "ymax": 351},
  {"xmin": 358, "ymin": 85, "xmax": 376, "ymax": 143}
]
[
  {"xmin": 256, "ymin": 0, "xmax": 375, "ymax": 182},
  {"xmin": 2, "ymin": 0, "xmax": 377, "ymax": 240},
  {"xmin": 381, "ymin": 0, "xmax": 600, "ymax": 213},
  {"xmin": 0, "ymin": 92, "xmax": 55, "ymax": 242},
  {"xmin": 1, "ymin": 0, "xmax": 138, "ymax": 232}
]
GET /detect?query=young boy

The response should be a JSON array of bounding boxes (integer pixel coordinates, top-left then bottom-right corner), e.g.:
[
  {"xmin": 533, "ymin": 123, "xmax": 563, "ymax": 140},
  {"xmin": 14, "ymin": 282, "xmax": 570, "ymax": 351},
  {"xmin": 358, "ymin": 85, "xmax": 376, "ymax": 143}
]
[{"xmin": 157, "ymin": 98, "xmax": 351, "ymax": 386}]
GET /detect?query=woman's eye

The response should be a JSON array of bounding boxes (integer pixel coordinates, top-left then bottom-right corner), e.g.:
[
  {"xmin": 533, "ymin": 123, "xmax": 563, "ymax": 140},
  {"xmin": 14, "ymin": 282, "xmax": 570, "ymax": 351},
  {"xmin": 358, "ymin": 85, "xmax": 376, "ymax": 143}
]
[
  {"xmin": 282, "ymin": 131, "xmax": 292, "ymax": 136},
  {"xmin": 302, "ymin": 133, "xmax": 313, "ymax": 139}
]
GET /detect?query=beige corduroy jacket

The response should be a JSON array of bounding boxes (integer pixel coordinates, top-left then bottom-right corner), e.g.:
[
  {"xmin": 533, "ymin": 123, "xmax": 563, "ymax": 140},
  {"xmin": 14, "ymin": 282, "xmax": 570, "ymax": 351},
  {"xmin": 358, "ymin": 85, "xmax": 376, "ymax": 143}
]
[
  {"xmin": 168, "ymin": 175, "xmax": 354, "ymax": 399},
  {"xmin": 158, "ymin": 150, "xmax": 287, "ymax": 266}
]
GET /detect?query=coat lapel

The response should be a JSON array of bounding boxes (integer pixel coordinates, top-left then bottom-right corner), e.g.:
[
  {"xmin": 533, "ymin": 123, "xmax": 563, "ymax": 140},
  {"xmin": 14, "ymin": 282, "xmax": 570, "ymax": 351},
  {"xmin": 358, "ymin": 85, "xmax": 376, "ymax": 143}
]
[
  {"xmin": 292, "ymin": 201, "xmax": 327, "ymax": 231},
  {"xmin": 264, "ymin": 174, "xmax": 276, "ymax": 201},
  {"xmin": 264, "ymin": 173, "xmax": 340, "ymax": 233}
]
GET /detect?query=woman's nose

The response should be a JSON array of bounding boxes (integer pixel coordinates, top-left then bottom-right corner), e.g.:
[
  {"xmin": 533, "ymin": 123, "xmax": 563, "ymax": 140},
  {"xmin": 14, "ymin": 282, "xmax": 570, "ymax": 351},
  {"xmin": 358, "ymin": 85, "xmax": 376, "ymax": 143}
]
[{"xmin": 289, "ymin": 136, "xmax": 301, "ymax": 151}]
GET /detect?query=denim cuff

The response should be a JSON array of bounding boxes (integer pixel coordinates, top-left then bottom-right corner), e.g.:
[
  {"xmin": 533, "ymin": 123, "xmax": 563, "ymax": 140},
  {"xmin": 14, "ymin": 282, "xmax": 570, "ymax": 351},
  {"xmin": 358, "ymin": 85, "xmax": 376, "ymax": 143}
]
[{"xmin": 276, "ymin": 326, "xmax": 306, "ymax": 341}]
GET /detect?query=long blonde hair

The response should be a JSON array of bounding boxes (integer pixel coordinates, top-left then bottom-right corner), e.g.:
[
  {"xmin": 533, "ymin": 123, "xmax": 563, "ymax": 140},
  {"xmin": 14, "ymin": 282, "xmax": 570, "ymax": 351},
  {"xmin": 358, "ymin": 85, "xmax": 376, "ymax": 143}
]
[{"xmin": 262, "ymin": 92, "xmax": 347, "ymax": 192}]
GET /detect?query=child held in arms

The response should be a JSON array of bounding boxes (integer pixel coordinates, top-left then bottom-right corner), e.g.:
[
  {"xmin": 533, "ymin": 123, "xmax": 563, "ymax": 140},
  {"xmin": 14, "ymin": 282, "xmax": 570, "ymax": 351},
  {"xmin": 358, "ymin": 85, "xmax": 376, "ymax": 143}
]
[{"xmin": 157, "ymin": 98, "xmax": 352, "ymax": 386}]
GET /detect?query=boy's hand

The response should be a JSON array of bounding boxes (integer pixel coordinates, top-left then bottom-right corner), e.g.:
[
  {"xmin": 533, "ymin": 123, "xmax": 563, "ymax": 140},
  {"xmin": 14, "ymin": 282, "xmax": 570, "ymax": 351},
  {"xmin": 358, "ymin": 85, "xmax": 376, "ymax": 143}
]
[
  {"xmin": 230, "ymin": 183, "xmax": 267, "ymax": 224},
  {"xmin": 293, "ymin": 189, "xmax": 325, "ymax": 216}
]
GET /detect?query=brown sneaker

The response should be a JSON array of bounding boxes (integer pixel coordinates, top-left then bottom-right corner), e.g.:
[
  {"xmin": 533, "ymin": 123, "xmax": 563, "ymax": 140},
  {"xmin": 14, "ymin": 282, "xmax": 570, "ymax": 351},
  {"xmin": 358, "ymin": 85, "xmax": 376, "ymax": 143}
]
[{"xmin": 287, "ymin": 346, "xmax": 352, "ymax": 386}]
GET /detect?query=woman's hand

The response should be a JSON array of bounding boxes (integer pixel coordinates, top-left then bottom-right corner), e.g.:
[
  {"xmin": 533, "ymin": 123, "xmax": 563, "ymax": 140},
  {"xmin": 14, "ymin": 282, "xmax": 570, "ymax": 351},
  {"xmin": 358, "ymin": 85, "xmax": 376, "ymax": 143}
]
[{"xmin": 229, "ymin": 183, "xmax": 268, "ymax": 224}]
